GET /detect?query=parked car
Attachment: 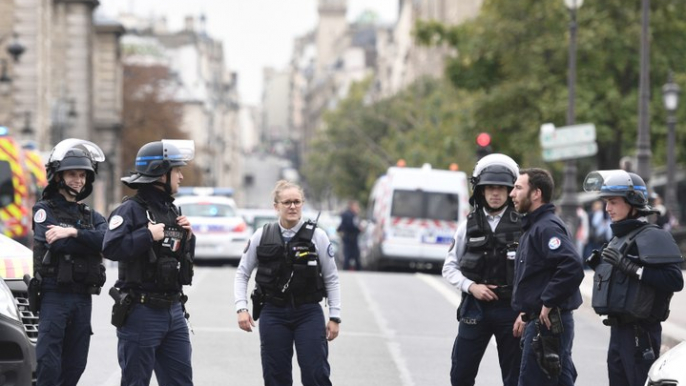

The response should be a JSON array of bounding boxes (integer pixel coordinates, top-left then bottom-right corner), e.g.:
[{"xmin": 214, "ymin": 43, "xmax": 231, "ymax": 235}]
[
  {"xmin": 645, "ymin": 341, "xmax": 686, "ymax": 386},
  {"xmin": 239, "ymin": 208, "xmax": 279, "ymax": 235},
  {"xmin": 175, "ymin": 195, "xmax": 251, "ymax": 265},
  {"xmin": 0, "ymin": 233, "xmax": 38, "ymax": 385}
]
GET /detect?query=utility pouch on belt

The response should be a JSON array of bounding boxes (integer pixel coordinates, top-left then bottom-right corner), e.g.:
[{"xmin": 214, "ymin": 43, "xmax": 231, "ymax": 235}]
[
  {"xmin": 251, "ymin": 286, "xmax": 265, "ymax": 321},
  {"xmin": 549, "ymin": 307, "xmax": 564, "ymax": 335},
  {"xmin": 110, "ymin": 287, "xmax": 133, "ymax": 328},
  {"xmin": 23, "ymin": 274, "xmax": 41, "ymax": 314}
]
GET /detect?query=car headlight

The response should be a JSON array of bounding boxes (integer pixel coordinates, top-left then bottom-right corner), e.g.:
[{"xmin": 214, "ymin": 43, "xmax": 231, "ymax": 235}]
[{"xmin": 0, "ymin": 278, "xmax": 20, "ymax": 322}]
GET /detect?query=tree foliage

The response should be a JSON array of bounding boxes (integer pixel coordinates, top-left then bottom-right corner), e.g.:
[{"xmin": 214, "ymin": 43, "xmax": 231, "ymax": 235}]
[{"xmin": 121, "ymin": 64, "xmax": 203, "ymax": 196}]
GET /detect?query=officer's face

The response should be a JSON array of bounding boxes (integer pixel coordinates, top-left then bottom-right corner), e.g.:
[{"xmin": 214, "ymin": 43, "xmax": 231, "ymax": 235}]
[
  {"xmin": 603, "ymin": 196, "xmax": 632, "ymax": 222},
  {"xmin": 275, "ymin": 187, "xmax": 303, "ymax": 228},
  {"xmin": 510, "ymin": 174, "xmax": 533, "ymax": 214},
  {"xmin": 483, "ymin": 185, "xmax": 509, "ymax": 210},
  {"xmin": 159, "ymin": 167, "xmax": 183, "ymax": 194},
  {"xmin": 59, "ymin": 169, "xmax": 87, "ymax": 194}
]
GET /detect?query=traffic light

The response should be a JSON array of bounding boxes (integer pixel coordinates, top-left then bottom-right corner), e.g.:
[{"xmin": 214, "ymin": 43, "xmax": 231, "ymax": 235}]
[{"xmin": 476, "ymin": 132, "xmax": 492, "ymax": 160}]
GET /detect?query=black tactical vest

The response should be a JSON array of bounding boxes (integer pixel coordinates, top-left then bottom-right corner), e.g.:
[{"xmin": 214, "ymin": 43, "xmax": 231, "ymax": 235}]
[
  {"xmin": 119, "ymin": 195, "xmax": 193, "ymax": 292},
  {"xmin": 255, "ymin": 221, "xmax": 326, "ymax": 306},
  {"xmin": 592, "ymin": 224, "xmax": 683, "ymax": 322},
  {"xmin": 33, "ymin": 199, "xmax": 106, "ymax": 291},
  {"xmin": 459, "ymin": 207, "xmax": 521, "ymax": 289}
]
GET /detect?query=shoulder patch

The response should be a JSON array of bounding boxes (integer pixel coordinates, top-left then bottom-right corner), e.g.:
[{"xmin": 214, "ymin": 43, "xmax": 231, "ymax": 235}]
[
  {"xmin": 109, "ymin": 215, "xmax": 124, "ymax": 230},
  {"xmin": 548, "ymin": 237, "xmax": 561, "ymax": 250},
  {"xmin": 34, "ymin": 209, "xmax": 47, "ymax": 223},
  {"xmin": 448, "ymin": 237, "xmax": 456, "ymax": 252},
  {"xmin": 327, "ymin": 243, "xmax": 335, "ymax": 258}
]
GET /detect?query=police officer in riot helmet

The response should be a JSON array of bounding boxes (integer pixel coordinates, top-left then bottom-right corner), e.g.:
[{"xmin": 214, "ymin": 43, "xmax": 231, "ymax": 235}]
[
  {"xmin": 102, "ymin": 139, "xmax": 196, "ymax": 386},
  {"xmin": 32, "ymin": 138, "xmax": 108, "ymax": 386},
  {"xmin": 442, "ymin": 153, "xmax": 523, "ymax": 386},
  {"xmin": 584, "ymin": 170, "xmax": 684, "ymax": 386}
]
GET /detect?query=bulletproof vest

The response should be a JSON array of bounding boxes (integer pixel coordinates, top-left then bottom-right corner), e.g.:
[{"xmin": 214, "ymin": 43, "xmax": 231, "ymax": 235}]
[
  {"xmin": 255, "ymin": 220, "xmax": 326, "ymax": 306},
  {"xmin": 33, "ymin": 199, "xmax": 105, "ymax": 290},
  {"xmin": 459, "ymin": 207, "xmax": 521, "ymax": 288},
  {"xmin": 592, "ymin": 224, "xmax": 683, "ymax": 322},
  {"xmin": 119, "ymin": 195, "xmax": 193, "ymax": 291}
]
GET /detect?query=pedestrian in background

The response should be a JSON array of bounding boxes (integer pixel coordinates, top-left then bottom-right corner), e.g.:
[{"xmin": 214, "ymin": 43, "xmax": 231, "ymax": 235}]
[
  {"xmin": 234, "ymin": 180, "xmax": 341, "ymax": 386},
  {"xmin": 443, "ymin": 153, "xmax": 523, "ymax": 386},
  {"xmin": 583, "ymin": 170, "xmax": 684, "ymax": 386},
  {"xmin": 337, "ymin": 200, "xmax": 363, "ymax": 271},
  {"xmin": 102, "ymin": 139, "xmax": 196, "ymax": 386},
  {"xmin": 509, "ymin": 168, "xmax": 584, "ymax": 386},
  {"xmin": 32, "ymin": 139, "xmax": 108, "ymax": 386}
]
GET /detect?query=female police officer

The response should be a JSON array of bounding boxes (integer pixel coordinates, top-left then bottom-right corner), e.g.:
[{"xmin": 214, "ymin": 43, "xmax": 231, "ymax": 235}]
[
  {"xmin": 583, "ymin": 170, "xmax": 684, "ymax": 386},
  {"xmin": 234, "ymin": 180, "xmax": 341, "ymax": 386},
  {"xmin": 32, "ymin": 139, "xmax": 108, "ymax": 386},
  {"xmin": 103, "ymin": 139, "xmax": 196, "ymax": 386}
]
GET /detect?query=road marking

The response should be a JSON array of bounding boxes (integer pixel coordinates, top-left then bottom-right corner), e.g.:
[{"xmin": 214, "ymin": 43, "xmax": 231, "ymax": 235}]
[{"xmin": 356, "ymin": 275, "xmax": 415, "ymax": 386}]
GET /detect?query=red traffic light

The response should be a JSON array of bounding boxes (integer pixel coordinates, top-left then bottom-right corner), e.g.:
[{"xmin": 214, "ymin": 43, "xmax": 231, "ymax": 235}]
[{"xmin": 476, "ymin": 132, "xmax": 491, "ymax": 147}]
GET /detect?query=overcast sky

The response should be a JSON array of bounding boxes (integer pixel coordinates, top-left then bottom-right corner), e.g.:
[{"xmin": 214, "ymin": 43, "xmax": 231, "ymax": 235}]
[{"xmin": 96, "ymin": 0, "xmax": 399, "ymax": 105}]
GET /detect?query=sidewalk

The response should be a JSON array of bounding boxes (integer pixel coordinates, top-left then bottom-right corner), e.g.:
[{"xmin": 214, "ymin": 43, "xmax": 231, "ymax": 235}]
[{"xmin": 579, "ymin": 270, "xmax": 686, "ymax": 348}]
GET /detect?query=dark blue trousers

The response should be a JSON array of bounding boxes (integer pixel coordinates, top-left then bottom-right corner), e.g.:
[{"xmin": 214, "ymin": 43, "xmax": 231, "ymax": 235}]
[
  {"xmin": 259, "ymin": 302, "xmax": 331, "ymax": 386},
  {"xmin": 519, "ymin": 311, "xmax": 577, "ymax": 386},
  {"xmin": 117, "ymin": 302, "xmax": 193, "ymax": 386},
  {"xmin": 607, "ymin": 322, "xmax": 661, "ymax": 386},
  {"xmin": 342, "ymin": 240, "xmax": 361, "ymax": 271},
  {"xmin": 36, "ymin": 290, "xmax": 92, "ymax": 386},
  {"xmin": 450, "ymin": 299, "xmax": 521, "ymax": 386}
]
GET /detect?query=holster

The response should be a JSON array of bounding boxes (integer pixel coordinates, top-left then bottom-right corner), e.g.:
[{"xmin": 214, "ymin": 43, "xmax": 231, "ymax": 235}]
[
  {"xmin": 532, "ymin": 321, "xmax": 562, "ymax": 379},
  {"xmin": 109, "ymin": 287, "xmax": 134, "ymax": 328},
  {"xmin": 251, "ymin": 286, "xmax": 265, "ymax": 321},
  {"xmin": 23, "ymin": 274, "xmax": 41, "ymax": 314}
]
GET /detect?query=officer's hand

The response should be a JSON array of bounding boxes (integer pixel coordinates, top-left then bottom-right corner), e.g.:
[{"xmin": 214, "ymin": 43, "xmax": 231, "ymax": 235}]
[
  {"xmin": 327, "ymin": 320, "xmax": 340, "ymax": 341},
  {"xmin": 513, "ymin": 313, "xmax": 526, "ymax": 338},
  {"xmin": 176, "ymin": 215, "xmax": 193, "ymax": 239},
  {"xmin": 45, "ymin": 225, "xmax": 77, "ymax": 244},
  {"xmin": 237, "ymin": 310, "xmax": 255, "ymax": 332},
  {"xmin": 468, "ymin": 283, "xmax": 499, "ymax": 302},
  {"xmin": 601, "ymin": 247, "xmax": 622, "ymax": 267},
  {"xmin": 539, "ymin": 305, "xmax": 552, "ymax": 330},
  {"xmin": 148, "ymin": 222, "xmax": 165, "ymax": 241}
]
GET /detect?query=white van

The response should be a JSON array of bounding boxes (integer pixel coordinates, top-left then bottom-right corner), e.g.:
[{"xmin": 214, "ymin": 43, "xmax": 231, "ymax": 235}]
[{"xmin": 361, "ymin": 163, "xmax": 470, "ymax": 271}]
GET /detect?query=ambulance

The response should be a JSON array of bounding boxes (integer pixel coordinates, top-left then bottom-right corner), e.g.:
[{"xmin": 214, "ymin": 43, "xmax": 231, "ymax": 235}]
[
  {"xmin": 0, "ymin": 127, "xmax": 47, "ymax": 246},
  {"xmin": 361, "ymin": 163, "xmax": 470, "ymax": 271}
]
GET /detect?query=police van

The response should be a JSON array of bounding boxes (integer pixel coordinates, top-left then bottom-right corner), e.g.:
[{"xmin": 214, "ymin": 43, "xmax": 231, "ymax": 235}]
[{"xmin": 361, "ymin": 163, "xmax": 470, "ymax": 271}]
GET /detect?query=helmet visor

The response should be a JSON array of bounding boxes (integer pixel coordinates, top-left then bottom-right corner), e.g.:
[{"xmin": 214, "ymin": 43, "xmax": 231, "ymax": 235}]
[
  {"xmin": 162, "ymin": 139, "xmax": 194, "ymax": 163},
  {"xmin": 49, "ymin": 138, "xmax": 106, "ymax": 163},
  {"xmin": 472, "ymin": 153, "xmax": 519, "ymax": 180},
  {"xmin": 583, "ymin": 169, "xmax": 647, "ymax": 195}
]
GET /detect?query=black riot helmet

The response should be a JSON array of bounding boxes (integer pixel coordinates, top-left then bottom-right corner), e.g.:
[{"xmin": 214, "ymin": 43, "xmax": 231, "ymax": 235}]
[
  {"xmin": 44, "ymin": 138, "xmax": 106, "ymax": 200},
  {"xmin": 583, "ymin": 169, "xmax": 657, "ymax": 215},
  {"xmin": 469, "ymin": 153, "xmax": 519, "ymax": 209},
  {"xmin": 121, "ymin": 139, "xmax": 195, "ymax": 190}
]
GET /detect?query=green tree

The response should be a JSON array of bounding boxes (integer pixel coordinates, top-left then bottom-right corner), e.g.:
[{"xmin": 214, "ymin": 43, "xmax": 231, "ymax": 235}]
[{"xmin": 416, "ymin": 0, "xmax": 686, "ymax": 175}]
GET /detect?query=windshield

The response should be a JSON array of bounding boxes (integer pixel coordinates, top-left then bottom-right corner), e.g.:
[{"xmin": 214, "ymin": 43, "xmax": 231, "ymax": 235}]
[
  {"xmin": 391, "ymin": 190, "xmax": 459, "ymax": 221},
  {"xmin": 179, "ymin": 202, "xmax": 236, "ymax": 217},
  {"xmin": 0, "ymin": 161, "xmax": 14, "ymax": 208}
]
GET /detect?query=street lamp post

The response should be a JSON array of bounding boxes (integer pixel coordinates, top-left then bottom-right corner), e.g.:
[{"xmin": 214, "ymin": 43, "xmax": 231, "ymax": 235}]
[
  {"xmin": 559, "ymin": 0, "xmax": 583, "ymax": 231},
  {"xmin": 663, "ymin": 72, "xmax": 680, "ymax": 222}
]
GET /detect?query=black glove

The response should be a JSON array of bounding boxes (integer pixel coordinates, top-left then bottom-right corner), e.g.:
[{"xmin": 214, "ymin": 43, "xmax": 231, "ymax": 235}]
[
  {"xmin": 602, "ymin": 247, "xmax": 641, "ymax": 279},
  {"xmin": 585, "ymin": 249, "xmax": 601, "ymax": 270}
]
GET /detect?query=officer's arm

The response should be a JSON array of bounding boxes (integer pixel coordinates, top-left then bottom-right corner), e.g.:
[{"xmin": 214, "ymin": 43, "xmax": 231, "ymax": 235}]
[
  {"xmin": 442, "ymin": 221, "xmax": 474, "ymax": 293},
  {"xmin": 316, "ymin": 229, "xmax": 341, "ymax": 319},
  {"xmin": 641, "ymin": 262, "xmax": 684, "ymax": 293},
  {"xmin": 32, "ymin": 204, "xmax": 57, "ymax": 246},
  {"xmin": 69, "ymin": 211, "xmax": 107, "ymax": 252},
  {"xmin": 234, "ymin": 229, "xmax": 262, "ymax": 311},
  {"xmin": 539, "ymin": 225, "xmax": 584, "ymax": 307},
  {"xmin": 102, "ymin": 205, "xmax": 154, "ymax": 262}
]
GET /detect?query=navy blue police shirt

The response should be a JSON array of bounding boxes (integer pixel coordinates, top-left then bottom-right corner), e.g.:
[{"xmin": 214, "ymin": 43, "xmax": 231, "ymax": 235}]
[
  {"xmin": 511, "ymin": 203, "xmax": 584, "ymax": 315},
  {"xmin": 102, "ymin": 187, "xmax": 196, "ymax": 291}
]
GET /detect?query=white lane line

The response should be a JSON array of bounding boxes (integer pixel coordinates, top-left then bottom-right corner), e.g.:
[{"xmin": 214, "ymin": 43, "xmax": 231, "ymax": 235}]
[{"xmin": 356, "ymin": 275, "xmax": 415, "ymax": 386}]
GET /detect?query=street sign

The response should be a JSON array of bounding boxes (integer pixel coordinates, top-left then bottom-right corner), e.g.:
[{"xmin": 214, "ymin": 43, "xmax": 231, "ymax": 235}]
[
  {"xmin": 542, "ymin": 142, "xmax": 598, "ymax": 162},
  {"xmin": 540, "ymin": 123, "xmax": 596, "ymax": 148}
]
